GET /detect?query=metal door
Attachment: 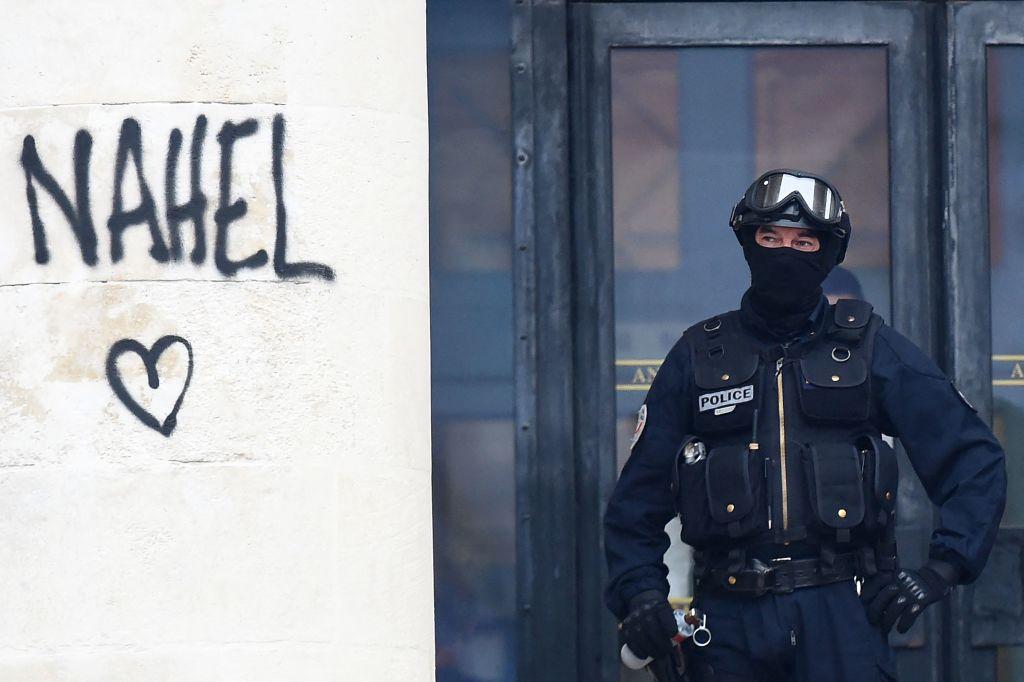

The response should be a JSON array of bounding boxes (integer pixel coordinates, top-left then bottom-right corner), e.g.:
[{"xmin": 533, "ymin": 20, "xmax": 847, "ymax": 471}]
[
  {"xmin": 946, "ymin": 4, "xmax": 1024, "ymax": 680},
  {"xmin": 568, "ymin": 3, "xmax": 939, "ymax": 681}
]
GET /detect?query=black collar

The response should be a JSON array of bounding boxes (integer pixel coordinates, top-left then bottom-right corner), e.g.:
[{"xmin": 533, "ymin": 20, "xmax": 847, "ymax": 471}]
[{"xmin": 738, "ymin": 289, "xmax": 829, "ymax": 344}]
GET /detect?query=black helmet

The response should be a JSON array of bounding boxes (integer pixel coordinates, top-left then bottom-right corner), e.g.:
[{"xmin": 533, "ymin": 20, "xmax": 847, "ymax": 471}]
[{"xmin": 729, "ymin": 168, "xmax": 852, "ymax": 265}]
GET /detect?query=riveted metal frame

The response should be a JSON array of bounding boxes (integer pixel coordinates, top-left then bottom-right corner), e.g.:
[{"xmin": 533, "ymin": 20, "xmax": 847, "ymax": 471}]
[
  {"xmin": 944, "ymin": 4, "xmax": 1024, "ymax": 680},
  {"xmin": 943, "ymin": 1, "xmax": 1013, "ymax": 425},
  {"xmin": 569, "ymin": 3, "xmax": 940, "ymax": 681},
  {"xmin": 512, "ymin": 1, "xmax": 578, "ymax": 681}
]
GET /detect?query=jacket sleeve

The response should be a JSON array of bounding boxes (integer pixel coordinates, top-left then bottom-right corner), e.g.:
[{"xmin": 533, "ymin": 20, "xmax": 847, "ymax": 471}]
[
  {"xmin": 603, "ymin": 336, "xmax": 693, "ymax": 620},
  {"xmin": 872, "ymin": 324, "xmax": 1007, "ymax": 584}
]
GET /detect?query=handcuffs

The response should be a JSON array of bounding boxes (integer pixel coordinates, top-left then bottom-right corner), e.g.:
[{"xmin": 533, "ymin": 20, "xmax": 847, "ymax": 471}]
[
  {"xmin": 619, "ymin": 606, "xmax": 712, "ymax": 671},
  {"xmin": 676, "ymin": 607, "xmax": 712, "ymax": 648}
]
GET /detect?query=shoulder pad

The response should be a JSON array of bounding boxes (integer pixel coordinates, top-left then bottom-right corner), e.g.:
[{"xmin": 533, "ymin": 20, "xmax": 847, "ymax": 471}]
[
  {"xmin": 684, "ymin": 311, "xmax": 759, "ymax": 390},
  {"xmin": 683, "ymin": 310, "xmax": 739, "ymax": 338}
]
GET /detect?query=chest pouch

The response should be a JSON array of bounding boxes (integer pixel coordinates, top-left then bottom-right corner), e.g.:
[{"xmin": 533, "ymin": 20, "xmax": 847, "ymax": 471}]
[
  {"xmin": 673, "ymin": 439, "xmax": 766, "ymax": 548},
  {"xmin": 692, "ymin": 341, "xmax": 761, "ymax": 435},
  {"xmin": 705, "ymin": 444, "xmax": 763, "ymax": 539},
  {"xmin": 796, "ymin": 301, "xmax": 876, "ymax": 423},
  {"xmin": 797, "ymin": 349, "xmax": 870, "ymax": 422},
  {"xmin": 857, "ymin": 434, "xmax": 899, "ymax": 529},
  {"xmin": 802, "ymin": 442, "xmax": 865, "ymax": 544}
]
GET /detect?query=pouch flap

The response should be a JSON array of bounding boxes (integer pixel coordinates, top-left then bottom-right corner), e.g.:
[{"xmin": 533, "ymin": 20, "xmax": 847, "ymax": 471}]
[
  {"xmin": 694, "ymin": 350, "xmax": 759, "ymax": 390},
  {"xmin": 705, "ymin": 445, "xmax": 753, "ymax": 523},
  {"xmin": 865, "ymin": 435, "xmax": 898, "ymax": 513},
  {"xmin": 808, "ymin": 443, "xmax": 865, "ymax": 529},
  {"xmin": 834, "ymin": 299, "xmax": 873, "ymax": 329},
  {"xmin": 799, "ymin": 354, "xmax": 867, "ymax": 389}
]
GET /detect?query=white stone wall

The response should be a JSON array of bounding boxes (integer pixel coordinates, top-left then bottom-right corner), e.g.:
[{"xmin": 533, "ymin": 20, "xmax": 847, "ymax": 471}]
[{"xmin": 0, "ymin": 2, "xmax": 432, "ymax": 680}]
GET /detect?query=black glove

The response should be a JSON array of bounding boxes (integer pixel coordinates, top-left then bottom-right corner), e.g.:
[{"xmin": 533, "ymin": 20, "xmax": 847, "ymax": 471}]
[
  {"xmin": 860, "ymin": 560, "xmax": 959, "ymax": 634},
  {"xmin": 620, "ymin": 590, "xmax": 678, "ymax": 660}
]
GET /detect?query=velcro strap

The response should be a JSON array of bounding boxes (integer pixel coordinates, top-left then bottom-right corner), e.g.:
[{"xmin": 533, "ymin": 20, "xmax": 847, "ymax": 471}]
[
  {"xmin": 819, "ymin": 544, "xmax": 837, "ymax": 578},
  {"xmin": 831, "ymin": 327, "xmax": 864, "ymax": 344},
  {"xmin": 727, "ymin": 548, "xmax": 746, "ymax": 574},
  {"xmin": 857, "ymin": 546, "xmax": 878, "ymax": 577}
]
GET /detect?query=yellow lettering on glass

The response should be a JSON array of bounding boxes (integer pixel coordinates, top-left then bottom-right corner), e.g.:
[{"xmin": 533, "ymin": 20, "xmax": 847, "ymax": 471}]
[
  {"xmin": 991, "ymin": 355, "xmax": 1024, "ymax": 386},
  {"xmin": 616, "ymin": 359, "xmax": 663, "ymax": 391}
]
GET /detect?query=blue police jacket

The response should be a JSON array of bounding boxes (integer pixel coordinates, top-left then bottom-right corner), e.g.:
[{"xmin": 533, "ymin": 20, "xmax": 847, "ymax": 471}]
[{"xmin": 603, "ymin": 297, "xmax": 1007, "ymax": 620}]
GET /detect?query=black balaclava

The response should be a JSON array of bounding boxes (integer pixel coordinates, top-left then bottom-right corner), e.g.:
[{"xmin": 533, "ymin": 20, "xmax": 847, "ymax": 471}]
[{"xmin": 739, "ymin": 225, "xmax": 839, "ymax": 340}]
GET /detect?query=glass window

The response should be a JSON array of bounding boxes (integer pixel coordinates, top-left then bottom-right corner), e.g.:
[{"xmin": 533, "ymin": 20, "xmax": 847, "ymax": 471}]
[
  {"xmin": 988, "ymin": 46, "xmax": 1024, "ymax": 529},
  {"xmin": 611, "ymin": 46, "xmax": 891, "ymax": 606},
  {"xmin": 986, "ymin": 45, "xmax": 1024, "ymax": 680},
  {"xmin": 428, "ymin": 2, "xmax": 515, "ymax": 680}
]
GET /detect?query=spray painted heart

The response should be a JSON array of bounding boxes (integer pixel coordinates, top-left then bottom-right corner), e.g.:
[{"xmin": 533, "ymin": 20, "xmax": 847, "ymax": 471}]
[{"xmin": 106, "ymin": 335, "xmax": 194, "ymax": 437}]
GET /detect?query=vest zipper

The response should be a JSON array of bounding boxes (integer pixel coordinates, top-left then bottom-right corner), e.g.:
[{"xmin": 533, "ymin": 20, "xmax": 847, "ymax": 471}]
[{"xmin": 775, "ymin": 353, "xmax": 789, "ymax": 534}]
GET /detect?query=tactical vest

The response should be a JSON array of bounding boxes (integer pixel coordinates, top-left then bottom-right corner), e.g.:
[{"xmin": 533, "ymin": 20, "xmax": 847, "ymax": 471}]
[{"xmin": 670, "ymin": 299, "xmax": 899, "ymax": 563}]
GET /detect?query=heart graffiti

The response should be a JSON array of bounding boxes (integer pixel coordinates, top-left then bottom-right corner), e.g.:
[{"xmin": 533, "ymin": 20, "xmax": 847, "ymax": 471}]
[{"xmin": 106, "ymin": 335, "xmax": 194, "ymax": 437}]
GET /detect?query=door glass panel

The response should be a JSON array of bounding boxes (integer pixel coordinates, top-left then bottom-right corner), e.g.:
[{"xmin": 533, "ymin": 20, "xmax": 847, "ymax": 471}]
[
  {"xmin": 986, "ymin": 45, "xmax": 1024, "ymax": 679},
  {"xmin": 429, "ymin": 2, "xmax": 516, "ymax": 681},
  {"xmin": 610, "ymin": 47, "xmax": 891, "ymax": 607},
  {"xmin": 988, "ymin": 46, "xmax": 1024, "ymax": 529}
]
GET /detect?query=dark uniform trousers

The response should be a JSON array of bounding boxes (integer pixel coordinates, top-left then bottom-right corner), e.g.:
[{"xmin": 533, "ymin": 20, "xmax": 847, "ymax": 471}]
[
  {"xmin": 604, "ymin": 298, "xmax": 1006, "ymax": 682},
  {"xmin": 684, "ymin": 582, "xmax": 896, "ymax": 681}
]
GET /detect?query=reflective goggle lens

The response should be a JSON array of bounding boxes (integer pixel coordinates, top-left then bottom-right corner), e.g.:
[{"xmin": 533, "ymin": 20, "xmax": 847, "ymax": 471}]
[{"xmin": 750, "ymin": 173, "xmax": 840, "ymax": 222}]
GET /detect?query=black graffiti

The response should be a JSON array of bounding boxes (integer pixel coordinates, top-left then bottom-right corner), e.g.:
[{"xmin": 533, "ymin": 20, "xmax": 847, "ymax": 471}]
[
  {"xmin": 106, "ymin": 335, "xmax": 194, "ymax": 437},
  {"xmin": 20, "ymin": 130, "xmax": 98, "ymax": 265},
  {"xmin": 109, "ymin": 118, "xmax": 170, "ymax": 263},
  {"xmin": 272, "ymin": 115, "xmax": 334, "ymax": 279},
  {"xmin": 214, "ymin": 118, "xmax": 267, "ymax": 277},
  {"xmin": 20, "ymin": 114, "xmax": 334, "ymax": 280},
  {"xmin": 166, "ymin": 115, "xmax": 208, "ymax": 264}
]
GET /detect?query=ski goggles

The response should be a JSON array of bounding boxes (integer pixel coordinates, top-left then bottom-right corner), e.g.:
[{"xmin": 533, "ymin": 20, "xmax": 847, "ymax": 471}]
[{"xmin": 744, "ymin": 170, "xmax": 845, "ymax": 225}]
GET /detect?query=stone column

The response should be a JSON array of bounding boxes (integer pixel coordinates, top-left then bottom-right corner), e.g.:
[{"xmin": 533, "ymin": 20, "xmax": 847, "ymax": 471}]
[{"xmin": 0, "ymin": 2, "xmax": 431, "ymax": 679}]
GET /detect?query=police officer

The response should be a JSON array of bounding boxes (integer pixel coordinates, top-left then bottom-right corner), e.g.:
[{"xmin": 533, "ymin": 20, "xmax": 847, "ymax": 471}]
[{"xmin": 604, "ymin": 169, "xmax": 1007, "ymax": 681}]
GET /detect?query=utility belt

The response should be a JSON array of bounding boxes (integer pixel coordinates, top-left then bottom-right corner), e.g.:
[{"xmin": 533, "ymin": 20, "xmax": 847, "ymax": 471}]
[{"xmin": 694, "ymin": 537, "xmax": 898, "ymax": 597}]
